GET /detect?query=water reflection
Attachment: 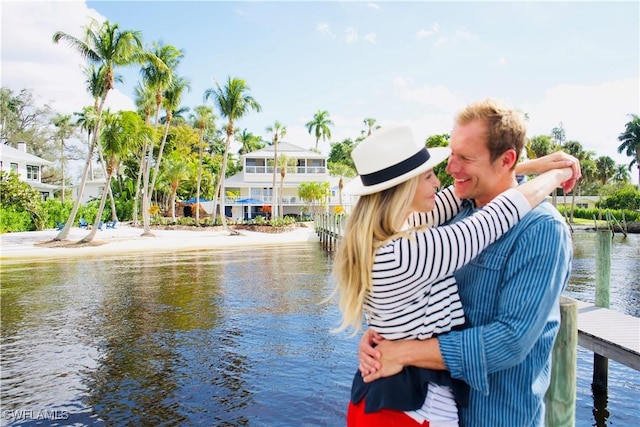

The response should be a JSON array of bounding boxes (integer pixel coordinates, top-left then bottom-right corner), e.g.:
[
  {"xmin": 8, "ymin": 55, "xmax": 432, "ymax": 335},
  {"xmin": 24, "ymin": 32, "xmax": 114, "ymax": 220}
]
[{"xmin": 0, "ymin": 234, "xmax": 638, "ymax": 426}]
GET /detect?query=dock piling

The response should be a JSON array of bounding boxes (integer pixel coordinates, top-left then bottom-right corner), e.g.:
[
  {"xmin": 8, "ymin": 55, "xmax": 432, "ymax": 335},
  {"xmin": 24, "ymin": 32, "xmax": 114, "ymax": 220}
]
[{"xmin": 545, "ymin": 296, "xmax": 578, "ymax": 427}]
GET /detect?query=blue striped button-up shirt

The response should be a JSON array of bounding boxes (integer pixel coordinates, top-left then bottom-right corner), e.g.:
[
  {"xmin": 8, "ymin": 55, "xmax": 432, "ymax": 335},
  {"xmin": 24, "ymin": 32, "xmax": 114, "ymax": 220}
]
[{"xmin": 438, "ymin": 200, "xmax": 573, "ymax": 427}]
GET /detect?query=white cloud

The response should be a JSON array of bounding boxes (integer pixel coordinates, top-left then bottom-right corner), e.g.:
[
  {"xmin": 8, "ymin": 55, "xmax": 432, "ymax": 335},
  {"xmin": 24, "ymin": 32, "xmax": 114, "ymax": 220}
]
[
  {"xmin": 497, "ymin": 56, "xmax": 507, "ymax": 66},
  {"xmin": 1, "ymin": 1, "xmax": 135, "ymax": 115},
  {"xmin": 316, "ymin": 23, "xmax": 336, "ymax": 39},
  {"xmin": 391, "ymin": 76, "xmax": 466, "ymax": 113},
  {"xmin": 367, "ymin": 3, "xmax": 381, "ymax": 11},
  {"xmin": 344, "ymin": 27, "xmax": 358, "ymax": 44},
  {"xmin": 363, "ymin": 32, "xmax": 377, "ymax": 44},
  {"xmin": 416, "ymin": 23, "xmax": 440, "ymax": 39}
]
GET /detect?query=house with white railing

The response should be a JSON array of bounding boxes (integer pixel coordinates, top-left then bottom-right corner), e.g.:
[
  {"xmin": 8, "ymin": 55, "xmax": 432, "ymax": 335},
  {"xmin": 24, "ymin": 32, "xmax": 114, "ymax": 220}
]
[
  {"xmin": 216, "ymin": 142, "xmax": 353, "ymax": 220},
  {"xmin": 0, "ymin": 141, "xmax": 58, "ymax": 200}
]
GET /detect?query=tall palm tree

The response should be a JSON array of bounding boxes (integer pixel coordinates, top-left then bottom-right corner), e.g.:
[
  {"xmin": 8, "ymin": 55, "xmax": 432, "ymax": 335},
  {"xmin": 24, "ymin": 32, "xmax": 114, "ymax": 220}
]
[
  {"xmin": 132, "ymin": 83, "xmax": 157, "ymax": 226},
  {"xmin": 617, "ymin": 113, "xmax": 640, "ymax": 184},
  {"xmin": 149, "ymin": 75, "xmax": 190, "ymax": 199},
  {"xmin": 266, "ymin": 121, "xmax": 286, "ymax": 218},
  {"xmin": 139, "ymin": 41, "xmax": 180, "ymax": 235},
  {"xmin": 189, "ymin": 105, "xmax": 217, "ymax": 224},
  {"xmin": 51, "ymin": 114, "xmax": 75, "ymax": 202},
  {"xmin": 204, "ymin": 77, "xmax": 262, "ymax": 234},
  {"xmin": 277, "ymin": 154, "xmax": 296, "ymax": 219},
  {"xmin": 306, "ymin": 109, "xmax": 333, "ymax": 151},
  {"xmin": 52, "ymin": 18, "xmax": 143, "ymax": 240}
]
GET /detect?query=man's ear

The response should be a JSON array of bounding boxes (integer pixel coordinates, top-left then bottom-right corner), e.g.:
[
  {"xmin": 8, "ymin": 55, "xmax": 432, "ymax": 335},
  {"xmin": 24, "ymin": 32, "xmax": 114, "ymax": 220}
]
[{"xmin": 501, "ymin": 149, "xmax": 518, "ymax": 170}]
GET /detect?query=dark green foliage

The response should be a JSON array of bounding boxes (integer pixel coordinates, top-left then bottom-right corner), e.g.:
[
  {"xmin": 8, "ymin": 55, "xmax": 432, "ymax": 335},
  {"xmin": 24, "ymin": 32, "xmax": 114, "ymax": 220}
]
[
  {"xmin": 0, "ymin": 171, "xmax": 47, "ymax": 231},
  {"xmin": 597, "ymin": 185, "xmax": 640, "ymax": 211}
]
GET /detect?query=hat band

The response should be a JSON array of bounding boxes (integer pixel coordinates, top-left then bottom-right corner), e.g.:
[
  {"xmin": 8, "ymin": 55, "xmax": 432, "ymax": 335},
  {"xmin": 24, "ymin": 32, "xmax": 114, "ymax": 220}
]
[{"xmin": 360, "ymin": 148, "xmax": 431, "ymax": 187}]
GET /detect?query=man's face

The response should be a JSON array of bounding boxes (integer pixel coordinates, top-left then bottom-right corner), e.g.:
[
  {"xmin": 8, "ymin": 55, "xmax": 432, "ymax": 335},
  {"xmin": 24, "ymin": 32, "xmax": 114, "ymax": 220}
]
[{"xmin": 445, "ymin": 119, "xmax": 508, "ymax": 206}]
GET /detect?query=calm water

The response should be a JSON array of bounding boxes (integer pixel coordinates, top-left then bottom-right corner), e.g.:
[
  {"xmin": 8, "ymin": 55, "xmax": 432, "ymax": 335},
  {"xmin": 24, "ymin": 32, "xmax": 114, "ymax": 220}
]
[{"xmin": 0, "ymin": 232, "xmax": 638, "ymax": 426}]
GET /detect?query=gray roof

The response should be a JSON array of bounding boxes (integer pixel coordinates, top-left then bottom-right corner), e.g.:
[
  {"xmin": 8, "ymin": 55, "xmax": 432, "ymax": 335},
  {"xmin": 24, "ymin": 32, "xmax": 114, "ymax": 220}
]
[
  {"xmin": 0, "ymin": 143, "xmax": 52, "ymax": 165},
  {"xmin": 243, "ymin": 142, "xmax": 325, "ymax": 159}
]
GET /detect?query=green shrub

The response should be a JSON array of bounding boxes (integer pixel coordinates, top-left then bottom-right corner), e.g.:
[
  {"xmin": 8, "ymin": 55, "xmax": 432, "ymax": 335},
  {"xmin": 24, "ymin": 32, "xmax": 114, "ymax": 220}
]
[
  {"xmin": 558, "ymin": 206, "xmax": 640, "ymax": 222},
  {"xmin": 0, "ymin": 206, "xmax": 35, "ymax": 232}
]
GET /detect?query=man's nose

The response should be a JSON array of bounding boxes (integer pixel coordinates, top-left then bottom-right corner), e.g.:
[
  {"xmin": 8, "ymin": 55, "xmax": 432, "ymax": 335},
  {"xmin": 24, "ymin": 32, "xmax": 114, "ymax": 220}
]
[{"xmin": 446, "ymin": 157, "xmax": 458, "ymax": 174}]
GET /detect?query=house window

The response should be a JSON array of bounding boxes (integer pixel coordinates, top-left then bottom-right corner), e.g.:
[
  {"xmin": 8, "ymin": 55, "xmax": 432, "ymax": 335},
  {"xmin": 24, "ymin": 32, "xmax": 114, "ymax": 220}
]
[
  {"xmin": 10, "ymin": 162, "xmax": 18, "ymax": 173},
  {"xmin": 26, "ymin": 165, "xmax": 39, "ymax": 181},
  {"xmin": 245, "ymin": 158, "xmax": 266, "ymax": 173},
  {"xmin": 307, "ymin": 159, "xmax": 325, "ymax": 174}
]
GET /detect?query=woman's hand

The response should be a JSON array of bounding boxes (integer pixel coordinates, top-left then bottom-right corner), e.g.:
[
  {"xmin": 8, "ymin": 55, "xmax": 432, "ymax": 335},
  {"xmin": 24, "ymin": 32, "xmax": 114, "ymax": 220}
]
[
  {"xmin": 517, "ymin": 151, "xmax": 582, "ymax": 193},
  {"xmin": 358, "ymin": 328, "xmax": 383, "ymax": 376}
]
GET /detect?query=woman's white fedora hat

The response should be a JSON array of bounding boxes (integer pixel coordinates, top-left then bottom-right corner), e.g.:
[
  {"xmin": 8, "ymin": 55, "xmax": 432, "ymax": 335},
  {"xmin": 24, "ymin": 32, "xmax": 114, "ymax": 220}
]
[{"xmin": 343, "ymin": 126, "xmax": 450, "ymax": 196}]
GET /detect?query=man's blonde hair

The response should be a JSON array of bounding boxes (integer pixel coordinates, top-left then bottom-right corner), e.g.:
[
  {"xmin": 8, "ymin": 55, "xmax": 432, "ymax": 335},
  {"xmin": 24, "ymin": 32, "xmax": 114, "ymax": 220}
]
[
  {"xmin": 456, "ymin": 98, "xmax": 527, "ymax": 167},
  {"xmin": 331, "ymin": 176, "xmax": 417, "ymax": 333}
]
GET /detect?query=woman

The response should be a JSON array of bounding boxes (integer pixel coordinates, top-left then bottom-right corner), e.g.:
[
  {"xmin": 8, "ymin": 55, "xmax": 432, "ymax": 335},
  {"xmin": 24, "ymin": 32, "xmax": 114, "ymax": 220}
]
[{"xmin": 332, "ymin": 126, "xmax": 574, "ymax": 427}]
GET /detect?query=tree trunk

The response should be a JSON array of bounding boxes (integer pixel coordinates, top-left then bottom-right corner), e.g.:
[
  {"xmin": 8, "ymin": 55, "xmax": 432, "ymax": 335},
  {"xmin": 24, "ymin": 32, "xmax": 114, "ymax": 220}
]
[
  {"xmin": 79, "ymin": 171, "xmax": 113, "ymax": 244},
  {"xmin": 219, "ymin": 129, "xmax": 239, "ymax": 235},
  {"xmin": 54, "ymin": 95, "xmax": 107, "ymax": 241}
]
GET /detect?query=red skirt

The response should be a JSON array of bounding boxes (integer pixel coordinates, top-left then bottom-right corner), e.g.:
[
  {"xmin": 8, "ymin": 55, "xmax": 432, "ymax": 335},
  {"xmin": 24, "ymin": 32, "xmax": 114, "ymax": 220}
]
[{"xmin": 347, "ymin": 398, "xmax": 430, "ymax": 427}]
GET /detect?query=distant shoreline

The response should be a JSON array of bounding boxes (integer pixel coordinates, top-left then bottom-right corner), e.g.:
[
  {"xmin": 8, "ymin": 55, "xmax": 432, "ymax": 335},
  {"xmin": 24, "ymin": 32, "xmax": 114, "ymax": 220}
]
[{"xmin": 0, "ymin": 224, "xmax": 320, "ymax": 261}]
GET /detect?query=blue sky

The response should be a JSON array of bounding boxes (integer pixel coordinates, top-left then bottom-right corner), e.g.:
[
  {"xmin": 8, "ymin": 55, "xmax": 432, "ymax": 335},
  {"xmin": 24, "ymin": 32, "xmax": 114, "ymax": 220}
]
[{"xmin": 2, "ymin": 1, "xmax": 639, "ymax": 182}]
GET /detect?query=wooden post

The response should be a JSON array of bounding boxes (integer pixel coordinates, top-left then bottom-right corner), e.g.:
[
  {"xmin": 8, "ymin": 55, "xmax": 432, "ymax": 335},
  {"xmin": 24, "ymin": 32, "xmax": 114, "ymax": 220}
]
[
  {"xmin": 593, "ymin": 229, "xmax": 611, "ymax": 392},
  {"xmin": 545, "ymin": 296, "xmax": 578, "ymax": 427}
]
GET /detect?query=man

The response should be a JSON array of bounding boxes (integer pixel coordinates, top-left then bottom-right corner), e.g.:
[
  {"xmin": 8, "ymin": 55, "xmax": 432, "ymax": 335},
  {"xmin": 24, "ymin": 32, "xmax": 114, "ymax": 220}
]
[{"xmin": 358, "ymin": 98, "xmax": 580, "ymax": 426}]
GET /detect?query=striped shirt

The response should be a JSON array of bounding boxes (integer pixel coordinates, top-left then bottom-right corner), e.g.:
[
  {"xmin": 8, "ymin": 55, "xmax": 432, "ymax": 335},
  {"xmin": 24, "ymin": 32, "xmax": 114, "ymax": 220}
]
[{"xmin": 364, "ymin": 187, "xmax": 531, "ymax": 425}]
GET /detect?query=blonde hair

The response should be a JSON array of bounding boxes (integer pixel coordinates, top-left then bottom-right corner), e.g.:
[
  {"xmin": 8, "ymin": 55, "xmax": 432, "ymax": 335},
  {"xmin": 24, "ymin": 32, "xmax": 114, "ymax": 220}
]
[
  {"xmin": 331, "ymin": 176, "xmax": 418, "ymax": 334},
  {"xmin": 456, "ymin": 98, "xmax": 527, "ymax": 167}
]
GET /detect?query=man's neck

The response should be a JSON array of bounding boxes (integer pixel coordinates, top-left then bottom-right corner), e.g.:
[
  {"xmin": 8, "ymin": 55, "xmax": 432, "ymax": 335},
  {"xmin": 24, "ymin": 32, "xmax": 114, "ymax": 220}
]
[{"xmin": 473, "ymin": 176, "xmax": 519, "ymax": 207}]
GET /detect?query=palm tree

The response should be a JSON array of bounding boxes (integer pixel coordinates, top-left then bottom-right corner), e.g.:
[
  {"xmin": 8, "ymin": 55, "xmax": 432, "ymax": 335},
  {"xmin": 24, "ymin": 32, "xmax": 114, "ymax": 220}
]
[
  {"xmin": 161, "ymin": 151, "xmax": 190, "ymax": 223},
  {"xmin": 139, "ymin": 41, "xmax": 181, "ymax": 235},
  {"xmin": 617, "ymin": 113, "xmax": 640, "ymax": 184},
  {"xmin": 204, "ymin": 77, "xmax": 262, "ymax": 234},
  {"xmin": 132, "ymin": 83, "xmax": 157, "ymax": 226},
  {"xmin": 51, "ymin": 114, "xmax": 75, "ymax": 202},
  {"xmin": 74, "ymin": 106, "xmax": 100, "ymax": 180},
  {"xmin": 236, "ymin": 129, "xmax": 264, "ymax": 155},
  {"xmin": 52, "ymin": 18, "xmax": 143, "ymax": 240},
  {"xmin": 613, "ymin": 164, "xmax": 630, "ymax": 184},
  {"xmin": 306, "ymin": 109, "xmax": 333, "ymax": 151},
  {"xmin": 277, "ymin": 154, "xmax": 296, "ymax": 218},
  {"xmin": 149, "ymin": 75, "xmax": 190, "ymax": 200},
  {"xmin": 189, "ymin": 105, "xmax": 217, "ymax": 225},
  {"xmin": 266, "ymin": 121, "xmax": 286, "ymax": 218},
  {"xmin": 595, "ymin": 156, "xmax": 616, "ymax": 186},
  {"xmin": 363, "ymin": 117, "xmax": 379, "ymax": 136}
]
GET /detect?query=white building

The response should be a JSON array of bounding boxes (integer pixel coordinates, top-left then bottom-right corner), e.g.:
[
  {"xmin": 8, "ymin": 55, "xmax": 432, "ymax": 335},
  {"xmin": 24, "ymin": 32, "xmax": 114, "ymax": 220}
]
[
  {"xmin": 71, "ymin": 178, "xmax": 108, "ymax": 204},
  {"xmin": 216, "ymin": 142, "xmax": 353, "ymax": 220},
  {"xmin": 0, "ymin": 142, "xmax": 58, "ymax": 199}
]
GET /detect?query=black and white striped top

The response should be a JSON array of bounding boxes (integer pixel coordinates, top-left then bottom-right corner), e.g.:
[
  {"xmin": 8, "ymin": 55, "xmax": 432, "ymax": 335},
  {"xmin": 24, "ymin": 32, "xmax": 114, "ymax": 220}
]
[{"xmin": 364, "ymin": 186, "xmax": 531, "ymax": 424}]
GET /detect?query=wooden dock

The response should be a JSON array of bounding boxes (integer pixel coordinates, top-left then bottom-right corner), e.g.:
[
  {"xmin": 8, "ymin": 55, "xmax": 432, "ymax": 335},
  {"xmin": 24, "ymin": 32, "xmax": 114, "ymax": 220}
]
[{"xmin": 575, "ymin": 299, "xmax": 640, "ymax": 371}]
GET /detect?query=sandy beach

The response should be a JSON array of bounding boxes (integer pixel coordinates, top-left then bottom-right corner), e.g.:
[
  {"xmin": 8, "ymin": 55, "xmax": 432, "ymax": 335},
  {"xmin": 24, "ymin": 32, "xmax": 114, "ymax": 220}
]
[{"xmin": 0, "ymin": 224, "xmax": 320, "ymax": 260}]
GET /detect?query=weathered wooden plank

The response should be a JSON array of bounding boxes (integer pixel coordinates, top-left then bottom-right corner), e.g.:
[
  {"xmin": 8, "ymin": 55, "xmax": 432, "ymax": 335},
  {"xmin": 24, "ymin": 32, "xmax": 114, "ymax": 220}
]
[{"xmin": 576, "ymin": 300, "xmax": 640, "ymax": 371}]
